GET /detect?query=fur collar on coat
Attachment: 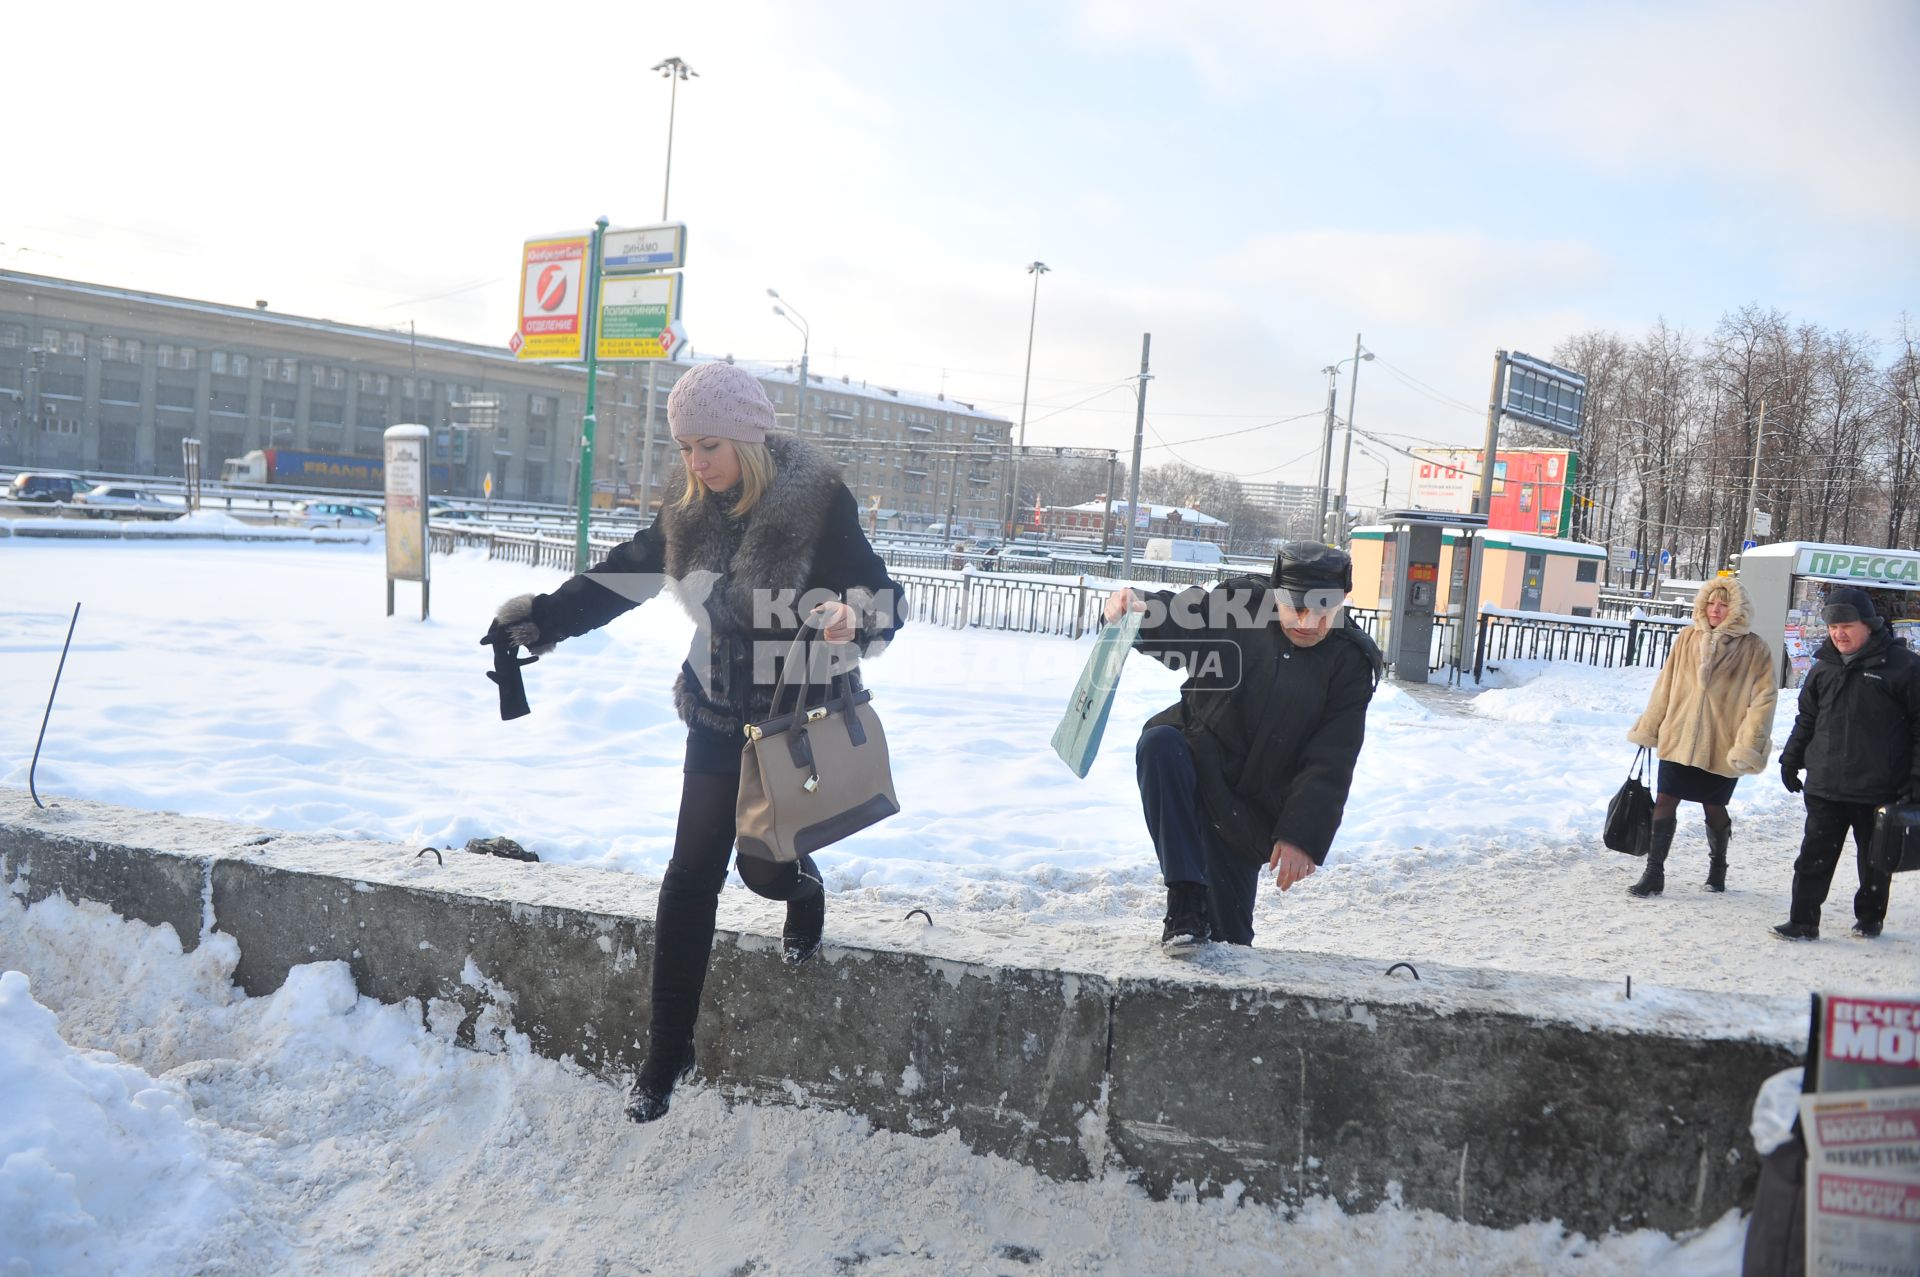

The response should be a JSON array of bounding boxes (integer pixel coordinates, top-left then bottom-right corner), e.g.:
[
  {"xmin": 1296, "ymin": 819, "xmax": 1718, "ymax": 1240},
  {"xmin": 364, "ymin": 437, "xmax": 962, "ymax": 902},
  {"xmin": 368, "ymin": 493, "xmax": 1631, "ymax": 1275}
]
[
  {"xmin": 655, "ymin": 433, "xmax": 850, "ymax": 735},
  {"xmin": 657, "ymin": 432, "xmax": 843, "ymax": 637}
]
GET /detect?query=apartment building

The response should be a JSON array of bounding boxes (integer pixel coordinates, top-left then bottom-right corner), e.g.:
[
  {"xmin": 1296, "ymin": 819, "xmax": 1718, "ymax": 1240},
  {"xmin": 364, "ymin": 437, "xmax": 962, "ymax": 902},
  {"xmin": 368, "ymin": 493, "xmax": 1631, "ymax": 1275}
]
[{"xmin": 1, "ymin": 271, "xmax": 1010, "ymax": 524}]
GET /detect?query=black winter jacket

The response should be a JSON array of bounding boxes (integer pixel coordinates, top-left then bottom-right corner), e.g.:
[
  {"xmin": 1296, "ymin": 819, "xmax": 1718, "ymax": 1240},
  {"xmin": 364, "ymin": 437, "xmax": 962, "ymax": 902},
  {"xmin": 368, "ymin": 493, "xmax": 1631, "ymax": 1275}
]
[
  {"xmin": 1134, "ymin": 576, "xmax": 1382, "ymax": 866},
  {"xmin": 1779, "ymin": 627, "xmax": 1920, "ymax": 805},
  {"xmin": 526, "ymin": 434, "xmax": 906, "ymax": 736}
]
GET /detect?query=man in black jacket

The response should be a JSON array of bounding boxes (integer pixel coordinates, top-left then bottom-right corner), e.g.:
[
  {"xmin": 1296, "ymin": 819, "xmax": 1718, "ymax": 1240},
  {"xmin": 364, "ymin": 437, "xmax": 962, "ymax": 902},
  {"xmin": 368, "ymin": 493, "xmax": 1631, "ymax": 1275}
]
[
  {"xmin": 1774, "ymin": 587, "xmax": 1920, "ymax": 941},
  {"xmin": 1105, "ymin": 542, "xmax": 1381, "ymax": 954}
]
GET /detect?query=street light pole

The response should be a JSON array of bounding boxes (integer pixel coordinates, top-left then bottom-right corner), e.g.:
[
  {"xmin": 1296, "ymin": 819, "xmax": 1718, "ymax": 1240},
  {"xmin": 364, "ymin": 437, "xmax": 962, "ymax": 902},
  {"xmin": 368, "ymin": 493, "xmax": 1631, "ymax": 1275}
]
[
  {"xmin": 1121, "ymin": 334, "xmax": 1153, "ymax": 574},
  {"xmin": 769, "ymin": 290, "xmax": 810, "ymax": 439},
  {"xmin": 1742, "ymin": 401, "xmax": 1768, "ymax": 547},
  {"xmin": 1332, "ymin": 332, "xmax": 1373, "ymax": 544},
  {"xmin": 1007, "ymin": 261, "xmax": 1049, "ymax": 539},
  {"xmin": 1313, "ymin": 364, "xmax": 1339, "ymax": 539},
  {"xmin": 640, "ymin": 57, "xmax": 696, "ymax": 523},
  {"xmin": 651, "ymin": 57, "xmax": 698, "ymax": 221}
]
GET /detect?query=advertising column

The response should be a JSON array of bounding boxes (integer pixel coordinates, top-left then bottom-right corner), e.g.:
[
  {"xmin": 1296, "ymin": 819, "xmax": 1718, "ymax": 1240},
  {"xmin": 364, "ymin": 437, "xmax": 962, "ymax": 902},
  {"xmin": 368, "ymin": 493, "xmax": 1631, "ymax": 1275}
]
[{"xmin": 384, "ymin": 424, "xmax": 430, "ymax": 620}]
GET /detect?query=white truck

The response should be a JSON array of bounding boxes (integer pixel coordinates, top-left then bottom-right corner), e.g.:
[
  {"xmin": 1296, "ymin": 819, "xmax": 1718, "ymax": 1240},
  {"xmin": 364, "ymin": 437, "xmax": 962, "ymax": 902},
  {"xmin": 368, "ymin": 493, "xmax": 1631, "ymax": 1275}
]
[{"xmin": 1144, "ymin": 537, "xmax": 1224, "ymax": 564}]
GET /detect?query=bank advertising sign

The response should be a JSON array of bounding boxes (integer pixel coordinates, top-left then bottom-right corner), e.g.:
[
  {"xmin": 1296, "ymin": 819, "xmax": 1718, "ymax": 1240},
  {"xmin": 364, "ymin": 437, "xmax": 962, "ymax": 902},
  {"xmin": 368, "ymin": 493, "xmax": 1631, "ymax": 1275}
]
[
  {"xmin": 511, "ymin": 232, "xmax": 591, "ymax": 361},
  {"xmin": 1796, "ymin": 547, "xmax": 1920, "ymax": 586}
]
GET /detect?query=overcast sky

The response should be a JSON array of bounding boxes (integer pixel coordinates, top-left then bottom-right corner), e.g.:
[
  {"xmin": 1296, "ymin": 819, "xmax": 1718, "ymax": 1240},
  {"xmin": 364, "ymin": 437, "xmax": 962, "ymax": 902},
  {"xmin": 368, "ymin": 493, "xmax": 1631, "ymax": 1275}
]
[{"xmin": 5, "ymin": 0, "xmax": 1915, "ymax": 496}]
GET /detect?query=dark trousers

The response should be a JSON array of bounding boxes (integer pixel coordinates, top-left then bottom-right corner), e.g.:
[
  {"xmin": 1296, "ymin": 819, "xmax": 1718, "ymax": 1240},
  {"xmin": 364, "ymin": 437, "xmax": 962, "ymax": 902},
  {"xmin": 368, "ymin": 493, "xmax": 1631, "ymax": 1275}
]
[
  {"xmin": 647, "ymin": 742, "xmax": 819, "ymax": 1053},
  {"xmin": 1136, "ymin": 725, "xmax": 1261, "ymax": 945},
  {"xmin": 1789, "ymin": 794, "xmax": 1892, "ymax": 928}
]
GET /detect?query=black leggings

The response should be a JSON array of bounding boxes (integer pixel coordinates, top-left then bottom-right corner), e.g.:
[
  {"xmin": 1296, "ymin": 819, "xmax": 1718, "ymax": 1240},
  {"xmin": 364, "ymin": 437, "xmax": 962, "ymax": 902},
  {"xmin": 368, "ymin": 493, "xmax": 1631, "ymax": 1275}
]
[{"xmin": 646, "ymin": 770, "xmax": 819, "ymax": 1051}]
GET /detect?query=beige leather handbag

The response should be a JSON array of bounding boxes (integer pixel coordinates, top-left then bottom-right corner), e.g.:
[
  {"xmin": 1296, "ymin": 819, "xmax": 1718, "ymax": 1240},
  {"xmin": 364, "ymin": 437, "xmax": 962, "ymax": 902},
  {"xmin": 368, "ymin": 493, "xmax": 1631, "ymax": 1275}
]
[{"xmin": 736, "ymin": 632, "xmax": 898, "ymax": 864}]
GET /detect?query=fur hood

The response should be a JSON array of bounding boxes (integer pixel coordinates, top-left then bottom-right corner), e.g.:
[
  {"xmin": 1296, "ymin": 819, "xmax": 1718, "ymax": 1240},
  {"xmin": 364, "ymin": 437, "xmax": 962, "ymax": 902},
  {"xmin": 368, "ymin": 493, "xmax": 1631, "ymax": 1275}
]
[
  {"xmin": 1690, "ymin": 577, "xmax": 1754, "ymax": 637},
  {"xmin": 1628, "ymin": 577, "xmax": 1779, "ymax": 776}
]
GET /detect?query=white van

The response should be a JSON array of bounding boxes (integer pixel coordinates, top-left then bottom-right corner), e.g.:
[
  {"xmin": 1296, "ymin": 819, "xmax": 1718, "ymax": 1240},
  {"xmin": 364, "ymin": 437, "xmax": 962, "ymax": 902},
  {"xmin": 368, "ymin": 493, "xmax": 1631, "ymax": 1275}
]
[{"xmin": 1144, "ymin": 537, "xmax": 1224, "ymax": 564}]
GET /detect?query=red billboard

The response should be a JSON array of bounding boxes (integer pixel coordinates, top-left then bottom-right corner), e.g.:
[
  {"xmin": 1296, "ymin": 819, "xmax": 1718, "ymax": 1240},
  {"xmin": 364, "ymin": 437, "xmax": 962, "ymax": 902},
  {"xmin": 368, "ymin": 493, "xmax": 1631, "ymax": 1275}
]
[{"xmin": 1408, "ymin": 448, "xmax": 1577, "ymax": 536}]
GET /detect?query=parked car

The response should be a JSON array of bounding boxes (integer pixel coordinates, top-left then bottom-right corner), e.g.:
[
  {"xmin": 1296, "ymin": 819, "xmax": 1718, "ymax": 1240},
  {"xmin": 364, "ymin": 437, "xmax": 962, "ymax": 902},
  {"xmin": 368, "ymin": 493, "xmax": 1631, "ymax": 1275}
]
[
  {"xmin": 290, "ymin": 499, "xmax": 382, "ymax": 527},
  {"xmin": 428, "ymin": 497, "xmax": 479, "ymax": 522},
  {"xmin": 73, "ymin": 484, "xmax": 181, "ymax": 520},
  {"xmin": 6, "ymin": 472, "xmax": 89, "ymax": 504}
]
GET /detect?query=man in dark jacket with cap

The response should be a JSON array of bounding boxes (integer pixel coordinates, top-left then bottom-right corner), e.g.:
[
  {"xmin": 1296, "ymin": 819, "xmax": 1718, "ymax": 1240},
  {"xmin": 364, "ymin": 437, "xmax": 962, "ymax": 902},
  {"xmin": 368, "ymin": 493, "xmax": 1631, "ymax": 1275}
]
[
  {"xmin": 1104, "ymin": 542, "xmax": 1382, "ymax": 953},
  {"xmin": 1773, "ymin": 587, "xmax": 1920, "ymax": 940}
]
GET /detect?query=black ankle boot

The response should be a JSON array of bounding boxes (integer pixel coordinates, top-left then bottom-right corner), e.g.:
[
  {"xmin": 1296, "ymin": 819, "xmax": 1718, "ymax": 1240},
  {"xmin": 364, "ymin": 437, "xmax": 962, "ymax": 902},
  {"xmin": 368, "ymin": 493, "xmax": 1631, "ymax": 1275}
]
[
  {"xmin": 782, "ymin": 854, "xmax": 825, "ymax": 966},
  {"xmin": 626, "ymin": 1040, "xmax": 696, "ymax": 1124},
  {"xmin": 1629, "ymin": 818, "xmax": 1676, "ymax": 898},
  {"xmin": 1704, "ymin": 819, "xmax": 1729, "ymax": 892},
  {"xmin": 1161, "ymin": 882, "xmax": 1211, "ymax": 954}
]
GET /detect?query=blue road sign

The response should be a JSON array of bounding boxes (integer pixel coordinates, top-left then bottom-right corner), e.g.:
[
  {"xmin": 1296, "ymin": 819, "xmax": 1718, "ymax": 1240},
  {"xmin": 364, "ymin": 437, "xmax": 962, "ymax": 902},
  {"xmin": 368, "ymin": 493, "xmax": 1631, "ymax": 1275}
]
[
  {"xmin": 1742, "ymin": 538, "xmax": 1757, "ymax": 551},
  {"xmin": 1660, "ymin": 550, "xmax": 1671, "ymax": 565}
]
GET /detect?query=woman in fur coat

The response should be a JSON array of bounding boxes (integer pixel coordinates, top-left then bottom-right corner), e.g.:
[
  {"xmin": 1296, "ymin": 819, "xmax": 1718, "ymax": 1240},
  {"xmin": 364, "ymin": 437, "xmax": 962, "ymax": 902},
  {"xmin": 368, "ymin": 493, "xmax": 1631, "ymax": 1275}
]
[
  {"xmin": 482, "ymin": 361, "xmax": 905, "ymax": 1122},
  {"xmin": 1624, "ymin": 577, "xmax": 1778, "ymax": 897}
]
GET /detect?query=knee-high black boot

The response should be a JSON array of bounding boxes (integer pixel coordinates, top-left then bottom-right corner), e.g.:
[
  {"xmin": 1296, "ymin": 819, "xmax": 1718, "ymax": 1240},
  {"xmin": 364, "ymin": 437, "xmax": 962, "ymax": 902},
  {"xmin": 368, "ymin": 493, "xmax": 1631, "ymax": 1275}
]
[
  {"xmin": 628, "ymin": 866, "xmax": 723, "ymax": 1124},
  {"xmin": 1704, "ymin": 818, "xmax": 1730, "ymax": 893},
  {"xmin": 1629, "ymin": 817, "xmax": 1676, "ymax": 898}
]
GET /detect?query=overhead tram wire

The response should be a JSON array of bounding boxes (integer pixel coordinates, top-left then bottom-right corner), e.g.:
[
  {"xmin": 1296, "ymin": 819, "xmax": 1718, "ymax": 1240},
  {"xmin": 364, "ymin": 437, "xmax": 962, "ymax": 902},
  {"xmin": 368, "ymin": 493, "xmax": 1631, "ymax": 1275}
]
[
  {"xmin": 1368, "ymin": 355, "xmax": 1487, "ymax": 417},
  {"xmin": 1137, "ymin": 408, "xmax": 1327, "ymax": 451},
  {"xmin": 1139, "ymin": 410, "xmax": 1325, "ymax": 479},
  {"xmin": 373, "ymin": 276, "xmax": 508, "ymax": 311}
]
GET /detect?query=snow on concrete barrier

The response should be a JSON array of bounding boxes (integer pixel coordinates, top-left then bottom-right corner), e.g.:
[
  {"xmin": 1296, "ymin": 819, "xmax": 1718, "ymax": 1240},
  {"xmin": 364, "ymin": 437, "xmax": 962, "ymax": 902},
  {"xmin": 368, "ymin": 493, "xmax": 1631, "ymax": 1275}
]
[{"xmin": 1, "ymin": 790, "xmax": 1796, "ymax": 1236}]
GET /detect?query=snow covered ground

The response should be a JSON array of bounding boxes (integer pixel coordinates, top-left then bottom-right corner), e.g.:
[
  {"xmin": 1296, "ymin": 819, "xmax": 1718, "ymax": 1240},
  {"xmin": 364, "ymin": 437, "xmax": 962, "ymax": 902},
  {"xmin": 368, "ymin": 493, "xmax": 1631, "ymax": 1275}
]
[
  {"xmin": 2, "ymin": 539, "xmax": 1910, "ymax": 1012},
  {"xmin": 2, "ymin": 537, "xmax": 1912, "ymax": 1273}
]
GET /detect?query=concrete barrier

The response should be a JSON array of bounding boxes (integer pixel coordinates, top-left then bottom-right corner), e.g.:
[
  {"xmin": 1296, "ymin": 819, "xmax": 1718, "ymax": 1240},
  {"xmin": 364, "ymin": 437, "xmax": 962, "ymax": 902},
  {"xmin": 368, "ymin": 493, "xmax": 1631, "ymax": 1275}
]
[{"xmin": 1, "ymin": 790, "xmax": 1799, "ymax": 1235}]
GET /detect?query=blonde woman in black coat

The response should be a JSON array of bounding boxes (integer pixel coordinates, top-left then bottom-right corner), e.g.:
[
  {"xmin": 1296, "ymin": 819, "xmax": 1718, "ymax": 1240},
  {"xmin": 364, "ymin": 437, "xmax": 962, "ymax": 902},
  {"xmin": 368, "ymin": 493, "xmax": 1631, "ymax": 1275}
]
[{"xmin": 483, "ymin": 361, "xmax": 905, "ymax": 1122}]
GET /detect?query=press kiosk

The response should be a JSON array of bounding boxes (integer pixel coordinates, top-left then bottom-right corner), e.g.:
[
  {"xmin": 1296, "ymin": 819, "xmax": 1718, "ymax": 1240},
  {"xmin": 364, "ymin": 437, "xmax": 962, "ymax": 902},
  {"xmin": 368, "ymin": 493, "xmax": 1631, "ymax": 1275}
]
[{"xmin": 1737, "ymin": 541, "xmax": 1920, "ymax": 687}]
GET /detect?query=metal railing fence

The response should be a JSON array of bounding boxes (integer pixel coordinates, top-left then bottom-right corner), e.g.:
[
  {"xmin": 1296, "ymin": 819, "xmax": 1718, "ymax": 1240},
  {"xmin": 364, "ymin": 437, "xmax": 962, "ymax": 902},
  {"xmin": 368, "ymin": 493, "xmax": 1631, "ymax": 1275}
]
[{"xmin": 430, "ymin": 526, "xmax": 1698, "ymax": 679}]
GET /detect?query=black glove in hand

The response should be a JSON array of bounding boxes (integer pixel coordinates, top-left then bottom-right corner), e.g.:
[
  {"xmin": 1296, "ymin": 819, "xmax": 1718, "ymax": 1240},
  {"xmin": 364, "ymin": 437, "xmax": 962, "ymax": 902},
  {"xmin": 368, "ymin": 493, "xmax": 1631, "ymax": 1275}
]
[
  {"xmin": 484, "ymin": 593, "xmax": 553, "ymax": 656},
  {"xmin": 482, "ymin": 595, "xmax": 550, "ymax": 722},
  {"xmin": 1780, "ymin": 763, "xmax": 1803, "ymax": 794}
]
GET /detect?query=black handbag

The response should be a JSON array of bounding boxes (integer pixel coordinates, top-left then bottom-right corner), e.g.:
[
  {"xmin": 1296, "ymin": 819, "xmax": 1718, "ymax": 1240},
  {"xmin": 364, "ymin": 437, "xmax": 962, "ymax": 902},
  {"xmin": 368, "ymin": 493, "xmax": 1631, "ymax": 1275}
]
[
  {"xmin": 1869, "ymin": 802, "xmax": 1920, "ymax": 874},
  {"xmin": 1604, "ymin": 748, "xmax": 1654, "ymax": 856}
]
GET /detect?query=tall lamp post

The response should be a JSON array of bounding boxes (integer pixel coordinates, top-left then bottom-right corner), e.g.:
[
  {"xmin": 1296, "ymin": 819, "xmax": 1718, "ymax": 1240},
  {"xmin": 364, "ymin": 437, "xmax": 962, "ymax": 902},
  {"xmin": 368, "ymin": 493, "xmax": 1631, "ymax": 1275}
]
[
  {"xmin": 1313, "ymin": 362, "xmax": 1340, "ymax": 539},
  {"xmin": 651, "ymin": 57, "xmax": 698, "ymax": 221},
  {"xmin": 1006, "ymin": 260, "xmax": 1049, "ymax": 539},
  {"xmin": 1330, "ymin": 334, "xmax": 1374, "ymax": 544},
  {"xmin": 638, "ymin": 57, "xmax": 697, "ymax": 520},
  {"xmin": 769, "ymin": 289, "xmax": 810, "ymax": 437}
]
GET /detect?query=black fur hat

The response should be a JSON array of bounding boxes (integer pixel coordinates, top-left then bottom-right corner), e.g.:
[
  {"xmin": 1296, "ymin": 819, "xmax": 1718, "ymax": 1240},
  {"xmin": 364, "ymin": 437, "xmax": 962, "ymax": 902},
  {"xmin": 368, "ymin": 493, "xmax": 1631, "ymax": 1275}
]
[
  {"xmin": 1822, "ymin": 586, "xmax": 1880, "ymax": 627},
  {"xmin": 1271, "ymin": 541, "xmax": 1354, "ymax": 596}
]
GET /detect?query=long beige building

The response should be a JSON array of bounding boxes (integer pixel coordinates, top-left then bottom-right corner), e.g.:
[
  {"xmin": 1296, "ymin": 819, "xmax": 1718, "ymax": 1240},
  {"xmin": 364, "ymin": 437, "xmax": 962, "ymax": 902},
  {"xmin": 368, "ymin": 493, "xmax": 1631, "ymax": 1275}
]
[
  {"xmin": 603, "ymin": 359, "xmax": 1012, "ymax": 533},
  {"xmin": 0, "ymin": 271, "xmax": 1012, "ymax": 527}
]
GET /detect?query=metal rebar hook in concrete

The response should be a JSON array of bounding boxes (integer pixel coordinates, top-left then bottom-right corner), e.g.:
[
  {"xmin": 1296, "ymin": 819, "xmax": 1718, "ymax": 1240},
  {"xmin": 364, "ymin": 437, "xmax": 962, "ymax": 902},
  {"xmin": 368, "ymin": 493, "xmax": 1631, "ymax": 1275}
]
[{"xmin": 29, "ymin": 603, "xmax": 80, "ymax": 809}]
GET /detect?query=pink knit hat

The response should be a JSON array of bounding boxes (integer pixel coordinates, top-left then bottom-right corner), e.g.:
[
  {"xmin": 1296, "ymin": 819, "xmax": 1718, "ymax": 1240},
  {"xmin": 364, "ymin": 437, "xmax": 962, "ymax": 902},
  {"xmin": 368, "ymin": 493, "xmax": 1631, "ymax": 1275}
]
[{"xmin": 667, "ymin": 361, "xmax": 775, "ymax": 443}]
